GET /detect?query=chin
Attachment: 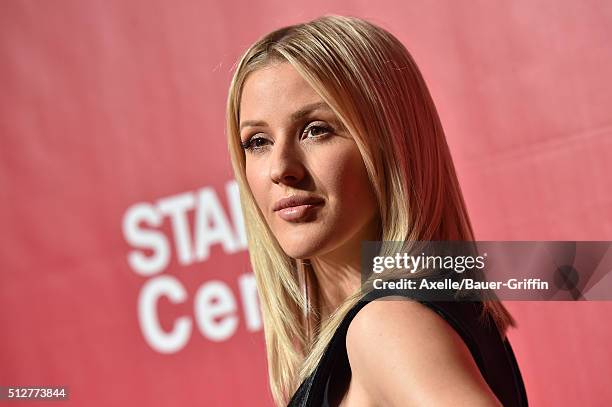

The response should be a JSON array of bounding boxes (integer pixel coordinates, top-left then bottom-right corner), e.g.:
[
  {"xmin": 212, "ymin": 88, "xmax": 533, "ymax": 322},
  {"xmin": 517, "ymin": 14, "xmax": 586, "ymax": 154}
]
[
  {"xmin": 278, "ymin": 238, "xmax": 326, "ymax": 260},
  {"xmin": 280, "ymin": 246, "xmax": 316, "ymax": 260},
  {"xmin": 273, "ymin": 227, "xmax": 332, "ymax": 260}
]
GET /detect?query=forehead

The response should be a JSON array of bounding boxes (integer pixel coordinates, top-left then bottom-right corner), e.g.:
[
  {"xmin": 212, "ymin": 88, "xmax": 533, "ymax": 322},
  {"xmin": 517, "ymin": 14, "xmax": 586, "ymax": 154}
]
[{"xmin": 239, "ymin": 62, "xmax": 323, "ymax": 120}]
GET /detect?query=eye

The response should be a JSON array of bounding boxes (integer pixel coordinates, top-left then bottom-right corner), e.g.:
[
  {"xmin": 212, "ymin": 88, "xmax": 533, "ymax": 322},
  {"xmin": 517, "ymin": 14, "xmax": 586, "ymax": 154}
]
[
  {"xmin": 302, "ymin": 122, "xmax": 334, "ymax": 140},
  {"xmin": 241, "ymin": 121, "xmax": 335, "ymax": 153},
  {"xmin": 241, "ymin": 135, "xmax": 270, "ymax": 152}
]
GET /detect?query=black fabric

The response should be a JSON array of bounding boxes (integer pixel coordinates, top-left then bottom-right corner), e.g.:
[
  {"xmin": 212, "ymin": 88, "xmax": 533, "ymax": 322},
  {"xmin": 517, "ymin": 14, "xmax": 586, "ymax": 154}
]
[{"xmin": 287, "ymin": 289, "xmax": 528, "ymax": 406}]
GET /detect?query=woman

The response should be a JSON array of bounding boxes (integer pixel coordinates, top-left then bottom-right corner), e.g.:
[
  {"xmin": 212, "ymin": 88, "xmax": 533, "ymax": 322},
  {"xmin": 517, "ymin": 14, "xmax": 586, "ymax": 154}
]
[{"xmin": 226, "ymin": 15, "xmax": 528, "ymax": 406}]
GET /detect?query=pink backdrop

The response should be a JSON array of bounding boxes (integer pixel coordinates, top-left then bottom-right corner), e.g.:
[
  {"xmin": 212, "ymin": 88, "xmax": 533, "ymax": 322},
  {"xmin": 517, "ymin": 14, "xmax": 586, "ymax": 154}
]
[{"xmin": 1, "ymin": 1, "xmax": 611, "ymax": 405}]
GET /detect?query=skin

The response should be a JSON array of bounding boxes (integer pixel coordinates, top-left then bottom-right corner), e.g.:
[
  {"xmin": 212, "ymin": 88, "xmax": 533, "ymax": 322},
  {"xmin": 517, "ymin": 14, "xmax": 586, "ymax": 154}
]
[
  {"xmin": 239, "ymin": 62, "xmax": 501, "ymax": 406},
  {"xmin": 239, "ymin": 61, "xmax": 380, "ymax": 318},
  {"xmin": 343, "ymin": 297, "xmax": 502, "ymax": 406}
]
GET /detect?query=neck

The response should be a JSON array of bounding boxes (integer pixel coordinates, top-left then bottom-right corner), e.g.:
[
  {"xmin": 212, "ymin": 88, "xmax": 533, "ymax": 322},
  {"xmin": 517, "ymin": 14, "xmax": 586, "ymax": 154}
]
[
  {"xmin": 308, "ymin": 216, "xmax": 381, "ymax": 322},
  {"xmin": 309, "ymin": 255, "xmax": 361, "ymax": 322}
]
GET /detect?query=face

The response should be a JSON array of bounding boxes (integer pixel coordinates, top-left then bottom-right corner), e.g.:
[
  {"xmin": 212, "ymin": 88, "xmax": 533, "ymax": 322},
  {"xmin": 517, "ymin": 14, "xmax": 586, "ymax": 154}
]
[{"xmin": 239, "ymin": 62, "xmax": 379, "ymax": 261}]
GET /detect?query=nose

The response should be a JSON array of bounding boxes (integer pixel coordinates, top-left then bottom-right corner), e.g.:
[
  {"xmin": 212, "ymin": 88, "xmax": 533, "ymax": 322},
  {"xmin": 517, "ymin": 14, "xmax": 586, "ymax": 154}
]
[{"xmin": 269, "ymin": 136, "xmax": 306, "ymax": 186}]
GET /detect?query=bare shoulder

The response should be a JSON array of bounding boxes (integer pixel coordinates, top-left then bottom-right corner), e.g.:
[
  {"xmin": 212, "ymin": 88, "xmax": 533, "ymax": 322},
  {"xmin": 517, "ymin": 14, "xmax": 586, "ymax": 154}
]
[{"xmin": 345, "ymin": 296, "xmax": 501, "ymax": 406}]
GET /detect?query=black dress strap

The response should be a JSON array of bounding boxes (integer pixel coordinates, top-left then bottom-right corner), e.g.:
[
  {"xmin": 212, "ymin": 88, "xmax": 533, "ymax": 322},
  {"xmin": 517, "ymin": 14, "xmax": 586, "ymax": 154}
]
[{"xmin": 288, "ymin": 289, "xmax": 528, "ymax": 406}]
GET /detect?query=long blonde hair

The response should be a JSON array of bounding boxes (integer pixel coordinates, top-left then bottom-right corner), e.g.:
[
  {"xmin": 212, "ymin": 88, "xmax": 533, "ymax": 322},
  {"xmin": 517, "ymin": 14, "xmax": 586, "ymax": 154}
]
[{"xmin": 226, "ymin": 14, "xmax": 515, "ymax": 406}]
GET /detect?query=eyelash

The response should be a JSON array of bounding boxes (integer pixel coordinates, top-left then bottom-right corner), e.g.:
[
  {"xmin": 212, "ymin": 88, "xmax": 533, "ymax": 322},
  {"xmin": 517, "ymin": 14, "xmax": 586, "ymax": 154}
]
[{"xmin": 240, "ymin": 122, "xmax": 334, "ymax": 152}]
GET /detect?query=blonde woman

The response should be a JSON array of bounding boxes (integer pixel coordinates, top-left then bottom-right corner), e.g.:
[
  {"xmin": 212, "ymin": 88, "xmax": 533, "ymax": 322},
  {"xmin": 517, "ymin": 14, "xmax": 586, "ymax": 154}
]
[{"xmin": 226, "ymin": 15, "xmax": 528, "ymax": 407}]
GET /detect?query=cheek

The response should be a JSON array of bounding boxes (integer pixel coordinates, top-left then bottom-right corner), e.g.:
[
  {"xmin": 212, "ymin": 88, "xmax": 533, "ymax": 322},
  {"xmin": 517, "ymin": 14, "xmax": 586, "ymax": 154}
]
[{"xmin": 316, "ymin": 144, "xmax": 376, "ymax": 215}]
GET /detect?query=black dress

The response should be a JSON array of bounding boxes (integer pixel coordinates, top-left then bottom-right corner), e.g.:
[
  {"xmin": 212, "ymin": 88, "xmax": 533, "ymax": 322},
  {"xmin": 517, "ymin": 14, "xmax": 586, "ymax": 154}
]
[{"xmin": 287, "ymin": 288, "xmax": 528, "ymax": 406}]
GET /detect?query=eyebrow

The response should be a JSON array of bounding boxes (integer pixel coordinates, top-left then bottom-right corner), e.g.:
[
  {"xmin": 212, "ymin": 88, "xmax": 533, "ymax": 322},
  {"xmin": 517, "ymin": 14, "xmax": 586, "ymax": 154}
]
[{"xmin": 239, "ymin": 102, "xmax": 332, "ymax": 131}]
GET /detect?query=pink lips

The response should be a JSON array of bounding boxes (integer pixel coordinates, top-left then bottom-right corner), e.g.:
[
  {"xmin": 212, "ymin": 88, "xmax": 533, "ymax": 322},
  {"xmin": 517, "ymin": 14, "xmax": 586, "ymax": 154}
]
[{"xmin": 273, "ymin": 195, "xmax": 324, "ymax": 222}]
